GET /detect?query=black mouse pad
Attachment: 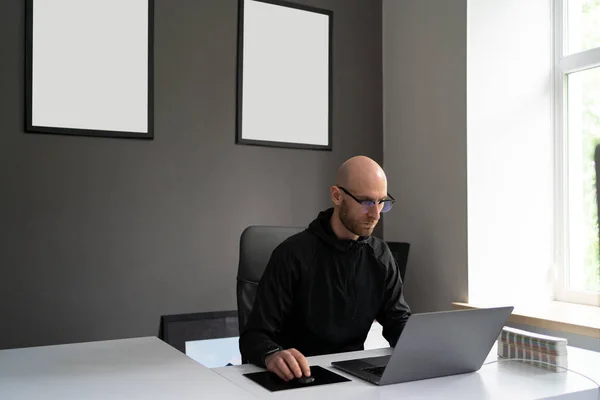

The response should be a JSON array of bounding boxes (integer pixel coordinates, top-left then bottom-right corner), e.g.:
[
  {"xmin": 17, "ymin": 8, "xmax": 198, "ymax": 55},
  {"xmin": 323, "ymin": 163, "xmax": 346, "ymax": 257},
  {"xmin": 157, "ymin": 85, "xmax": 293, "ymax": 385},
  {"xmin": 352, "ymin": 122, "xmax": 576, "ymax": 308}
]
[{"xmin": 243, "ymin": 365, "xmax": 351, "ymax": 392}]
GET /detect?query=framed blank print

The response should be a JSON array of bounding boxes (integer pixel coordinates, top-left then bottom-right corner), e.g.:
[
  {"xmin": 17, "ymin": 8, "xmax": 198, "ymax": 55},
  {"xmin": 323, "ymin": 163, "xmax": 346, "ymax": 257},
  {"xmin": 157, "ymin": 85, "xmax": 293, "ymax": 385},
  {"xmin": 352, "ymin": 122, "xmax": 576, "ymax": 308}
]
[
  {"xmin": 236, "ymin": 0, "xmax": 332, "ymax": 150},
  {"xmin": 25, "ymin": 0, "xmax": 154, "ymax": 139}
]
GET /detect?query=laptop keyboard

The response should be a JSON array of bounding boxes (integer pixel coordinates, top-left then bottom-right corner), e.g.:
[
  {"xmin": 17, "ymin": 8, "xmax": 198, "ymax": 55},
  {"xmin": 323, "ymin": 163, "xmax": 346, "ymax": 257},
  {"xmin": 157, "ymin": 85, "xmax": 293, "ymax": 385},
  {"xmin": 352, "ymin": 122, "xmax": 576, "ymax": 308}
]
[{"xmin": 363, "ymin": 366, "xmax": 385, "ymax": 377}]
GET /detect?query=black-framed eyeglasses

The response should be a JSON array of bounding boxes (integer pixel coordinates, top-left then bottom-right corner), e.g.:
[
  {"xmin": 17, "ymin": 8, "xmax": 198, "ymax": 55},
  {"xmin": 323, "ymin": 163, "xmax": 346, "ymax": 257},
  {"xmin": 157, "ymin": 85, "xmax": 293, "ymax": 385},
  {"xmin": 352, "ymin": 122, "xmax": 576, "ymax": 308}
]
[{"xmin": 338, "ymin": 186, "xmax": 396, "ymax": 213}]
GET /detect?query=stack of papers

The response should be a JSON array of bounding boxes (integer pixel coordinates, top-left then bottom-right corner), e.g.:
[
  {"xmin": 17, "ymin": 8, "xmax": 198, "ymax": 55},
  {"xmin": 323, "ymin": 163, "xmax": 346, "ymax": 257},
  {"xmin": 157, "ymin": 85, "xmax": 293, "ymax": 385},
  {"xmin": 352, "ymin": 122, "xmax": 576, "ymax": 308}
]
[{"xmin": 497, "ymin": 327, "xmax": 568, "ymax": 372}]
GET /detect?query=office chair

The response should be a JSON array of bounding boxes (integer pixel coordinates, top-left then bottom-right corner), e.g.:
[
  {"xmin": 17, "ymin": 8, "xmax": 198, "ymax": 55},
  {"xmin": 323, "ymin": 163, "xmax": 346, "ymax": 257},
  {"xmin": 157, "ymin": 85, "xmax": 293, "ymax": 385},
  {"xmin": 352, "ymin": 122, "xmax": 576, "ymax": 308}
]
[{"xmin": 236, "ymin": 225, "xmax": 305, "ymax": 338}]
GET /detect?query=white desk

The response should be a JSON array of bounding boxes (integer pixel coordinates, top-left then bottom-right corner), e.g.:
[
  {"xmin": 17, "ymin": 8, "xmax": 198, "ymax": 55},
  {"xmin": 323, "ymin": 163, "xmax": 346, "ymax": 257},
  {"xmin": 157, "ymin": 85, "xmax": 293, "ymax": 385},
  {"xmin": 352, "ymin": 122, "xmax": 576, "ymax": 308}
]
[
  {"xmin": 212, "ymin": 344, "xmax": 600, "ymax": 400},
  {"xmin": 0, "ymin": 336, "xmax": 256, "ymax": 400},
  {"xmin": 1, "ymin": 336, "xmax": 597, "ymax": 400}
]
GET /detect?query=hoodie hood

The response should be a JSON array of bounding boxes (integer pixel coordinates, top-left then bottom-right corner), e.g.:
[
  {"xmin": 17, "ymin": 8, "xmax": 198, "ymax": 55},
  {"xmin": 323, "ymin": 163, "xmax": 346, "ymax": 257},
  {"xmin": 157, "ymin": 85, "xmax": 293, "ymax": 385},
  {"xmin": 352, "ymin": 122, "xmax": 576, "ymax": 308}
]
[{"xmin": 307, "ymin": 207, "xmax": 370, "ymax": 252}]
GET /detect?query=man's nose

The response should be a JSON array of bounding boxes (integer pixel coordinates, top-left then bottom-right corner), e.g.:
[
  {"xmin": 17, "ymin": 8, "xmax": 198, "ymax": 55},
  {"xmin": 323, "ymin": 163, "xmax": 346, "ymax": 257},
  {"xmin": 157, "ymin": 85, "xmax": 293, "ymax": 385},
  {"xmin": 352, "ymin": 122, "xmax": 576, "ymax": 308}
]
[{"xmin": 368, "ymin": 205, "xmax": 381, "ymax": 220}]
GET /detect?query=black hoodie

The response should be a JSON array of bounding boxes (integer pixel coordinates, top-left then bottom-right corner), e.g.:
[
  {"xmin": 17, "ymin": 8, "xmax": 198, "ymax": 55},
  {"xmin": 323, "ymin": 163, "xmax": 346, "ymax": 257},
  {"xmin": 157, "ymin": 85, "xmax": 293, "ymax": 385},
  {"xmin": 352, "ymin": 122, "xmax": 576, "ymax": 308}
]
[{"xmin": 239, "ymin": 208, "xmax": 411, "ymax": 367}]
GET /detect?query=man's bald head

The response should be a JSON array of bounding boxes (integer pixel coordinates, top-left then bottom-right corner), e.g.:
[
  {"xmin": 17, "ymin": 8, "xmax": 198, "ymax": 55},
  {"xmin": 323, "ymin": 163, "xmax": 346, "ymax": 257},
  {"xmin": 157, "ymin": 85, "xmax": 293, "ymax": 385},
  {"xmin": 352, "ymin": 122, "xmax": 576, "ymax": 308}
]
[
  {"xmin": 329, "ymin": 156, "xmax": 389, "ymax": 239},
  {"xmin": 335, "ymin": 155, "xmax": 387, "ymax": 193}
]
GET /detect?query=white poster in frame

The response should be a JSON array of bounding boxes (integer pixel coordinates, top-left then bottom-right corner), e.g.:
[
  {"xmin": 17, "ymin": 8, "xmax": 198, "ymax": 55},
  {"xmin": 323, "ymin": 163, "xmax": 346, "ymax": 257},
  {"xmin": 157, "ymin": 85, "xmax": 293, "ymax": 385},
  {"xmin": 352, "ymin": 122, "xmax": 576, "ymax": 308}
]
[
  {"xmin": 236, "ymin": 0, "xmax": 332, "ymax": 150},
  {"xmin": 25, "ymin": 0, "xmax": 154, "ymax": 139}
]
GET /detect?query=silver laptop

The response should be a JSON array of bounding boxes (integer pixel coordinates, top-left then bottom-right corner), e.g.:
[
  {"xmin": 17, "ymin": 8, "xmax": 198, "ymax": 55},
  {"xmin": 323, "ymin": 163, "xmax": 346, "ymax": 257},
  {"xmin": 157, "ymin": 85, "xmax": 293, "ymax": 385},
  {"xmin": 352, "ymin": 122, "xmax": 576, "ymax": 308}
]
[{"xmin": 331, "ymin": 306, "xmax": 514, "ymax": 385}]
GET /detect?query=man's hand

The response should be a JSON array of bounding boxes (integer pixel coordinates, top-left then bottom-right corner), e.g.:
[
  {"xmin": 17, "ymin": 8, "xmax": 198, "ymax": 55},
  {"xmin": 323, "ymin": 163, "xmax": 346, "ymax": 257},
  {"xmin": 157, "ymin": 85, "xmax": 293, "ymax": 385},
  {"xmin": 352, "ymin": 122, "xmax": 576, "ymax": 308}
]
[{"xmin": 264, "ymin": 348, "xmax": 311, "ymax": 381}]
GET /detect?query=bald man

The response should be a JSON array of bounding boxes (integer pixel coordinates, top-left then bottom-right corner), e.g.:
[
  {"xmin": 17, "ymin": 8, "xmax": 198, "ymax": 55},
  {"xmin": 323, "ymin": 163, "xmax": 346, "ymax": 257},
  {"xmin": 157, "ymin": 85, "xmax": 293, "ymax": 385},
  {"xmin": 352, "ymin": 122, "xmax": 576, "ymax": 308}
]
[{"xmin": 239, "ymin": 156, "xmax": 411, "ymax": 382}]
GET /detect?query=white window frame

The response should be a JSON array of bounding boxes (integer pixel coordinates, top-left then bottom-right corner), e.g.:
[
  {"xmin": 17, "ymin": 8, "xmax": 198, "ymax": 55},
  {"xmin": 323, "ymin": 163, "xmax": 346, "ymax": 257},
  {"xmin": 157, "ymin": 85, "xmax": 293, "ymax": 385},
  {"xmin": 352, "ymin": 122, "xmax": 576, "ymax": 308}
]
[{"xmin": 554, "ymin": 0, "xmax": 600, "ymax": 307}]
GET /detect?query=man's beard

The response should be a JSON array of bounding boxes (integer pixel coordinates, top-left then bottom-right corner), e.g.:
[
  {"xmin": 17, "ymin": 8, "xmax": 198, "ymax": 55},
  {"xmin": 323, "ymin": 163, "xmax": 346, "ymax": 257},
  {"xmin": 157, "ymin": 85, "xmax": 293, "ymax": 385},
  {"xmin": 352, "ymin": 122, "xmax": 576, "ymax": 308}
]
[{"xmin": 339, "ymin": 200, "xmax": 376, "ymax": 237}]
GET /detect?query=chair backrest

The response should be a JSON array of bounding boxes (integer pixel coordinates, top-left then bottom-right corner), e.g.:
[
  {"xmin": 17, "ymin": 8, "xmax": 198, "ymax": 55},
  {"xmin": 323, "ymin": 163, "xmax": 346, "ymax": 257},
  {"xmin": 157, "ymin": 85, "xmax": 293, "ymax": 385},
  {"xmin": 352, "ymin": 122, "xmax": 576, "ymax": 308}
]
[
  {"xmin": 386, "ymin": 241, "xmax": 410, "ymax": 283},
  {"xmin": 236, "ymin": 225, "xmax": 305, "ymax": 336}
]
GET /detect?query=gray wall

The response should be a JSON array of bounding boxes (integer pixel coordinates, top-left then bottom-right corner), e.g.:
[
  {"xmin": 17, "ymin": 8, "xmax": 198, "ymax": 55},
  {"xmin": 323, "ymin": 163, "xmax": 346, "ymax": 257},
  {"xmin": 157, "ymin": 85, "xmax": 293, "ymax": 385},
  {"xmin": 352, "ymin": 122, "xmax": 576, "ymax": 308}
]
[
  {"xmin": 0, "ymin": 0, "xmax": 383, "ymax": 350},
  {"xmin": 382, "ymin": 0, "xmax": 468, "ymax": 313}
]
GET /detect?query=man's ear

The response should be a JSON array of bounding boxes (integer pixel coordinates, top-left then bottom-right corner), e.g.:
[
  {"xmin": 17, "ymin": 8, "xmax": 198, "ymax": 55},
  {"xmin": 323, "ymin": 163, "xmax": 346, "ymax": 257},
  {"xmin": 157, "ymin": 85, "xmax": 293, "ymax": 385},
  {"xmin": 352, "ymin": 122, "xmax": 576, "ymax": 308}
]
[{"xmin": 330, "ymin": 186, "xmax": 342, "ymax": 205}]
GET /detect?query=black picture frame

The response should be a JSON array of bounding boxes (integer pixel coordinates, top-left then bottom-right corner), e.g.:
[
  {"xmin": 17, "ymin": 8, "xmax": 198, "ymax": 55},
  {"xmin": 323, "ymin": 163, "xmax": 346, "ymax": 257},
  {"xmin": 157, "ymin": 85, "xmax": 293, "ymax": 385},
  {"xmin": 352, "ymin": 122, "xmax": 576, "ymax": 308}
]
[
  {"xmin": 24, "ymin": 0, "xmax": 154, "ymax": 140},
  {"xmin": 158, "ymin": 310, "xmax": 239, "ymax": 354},
  {"xmin": 236, "ymin": 0, "xmax": 333, "ymax": 150}
]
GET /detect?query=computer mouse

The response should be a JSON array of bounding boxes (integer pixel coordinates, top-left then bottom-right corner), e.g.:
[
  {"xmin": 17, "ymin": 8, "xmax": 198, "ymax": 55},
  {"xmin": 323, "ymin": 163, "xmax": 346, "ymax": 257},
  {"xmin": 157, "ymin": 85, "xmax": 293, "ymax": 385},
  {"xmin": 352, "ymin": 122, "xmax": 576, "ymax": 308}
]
[{"xmin": 296, "ymin": 375, "xmax": 315, "ymax": 385}]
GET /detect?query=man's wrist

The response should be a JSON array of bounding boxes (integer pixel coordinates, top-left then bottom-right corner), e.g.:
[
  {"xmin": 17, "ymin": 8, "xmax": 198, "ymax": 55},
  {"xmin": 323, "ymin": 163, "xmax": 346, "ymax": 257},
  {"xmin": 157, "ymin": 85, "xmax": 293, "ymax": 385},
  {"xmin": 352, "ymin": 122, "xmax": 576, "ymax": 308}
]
[{"xmin": 262, "ymin": 345, "xmax": 283, "ymax": 364}]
